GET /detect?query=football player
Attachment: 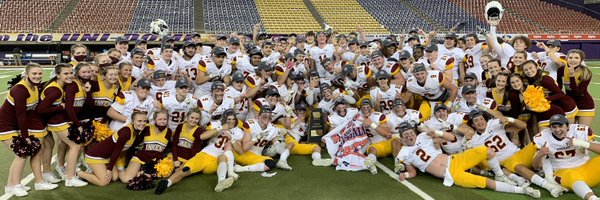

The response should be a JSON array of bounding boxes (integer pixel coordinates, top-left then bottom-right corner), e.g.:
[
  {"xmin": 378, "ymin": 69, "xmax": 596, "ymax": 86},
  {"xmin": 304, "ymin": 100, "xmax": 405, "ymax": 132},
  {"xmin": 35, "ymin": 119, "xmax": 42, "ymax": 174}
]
[
  {"xmin": 405, "ymin": 63, "xmax": 458, "ymax": 120},
  {"xmin": 197, "ymin": 81, "xmax": 235, "ymax": 126},
  {"xmin": 195, "ymin": 47, "xmax": 232, "ymax": 97}
]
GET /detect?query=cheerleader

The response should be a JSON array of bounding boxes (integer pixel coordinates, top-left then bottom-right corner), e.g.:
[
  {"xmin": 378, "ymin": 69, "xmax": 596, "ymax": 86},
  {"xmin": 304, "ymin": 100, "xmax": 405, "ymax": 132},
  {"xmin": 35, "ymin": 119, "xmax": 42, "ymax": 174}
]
[
  {"xmin": 120, "ymin": 109, "xmax": 172, "ymax": 183},
  {"xmin": 171, "ymin": 108, "xmax": 204, "ymax": 168},
  {"xmin": 79, "ymin": 66, "xmax": 118, "ymax": 122},
  {"xmin": 117, "ymin": 62, "xmax": 137, "ymax": 92},
  {"xmin": 77, "ymin": 111, "xmax": 148, "ymax": 186},
  {"xmin": 55, "ymin": 62, "xmax": 93, "ymax": 179},
  {"xmin": 487, "ymin": 72, "xmax": 514, "ymax": 117},
  {"xmin": 37, "ymin": 64, "xmax": 87, "ymax": 187},
  {"xmin": 522, "ymin": 60, "xmax": 578, "ymax": 124},
  {"xmin": 93, "ymin": 54, "xmax": 113, "ymax": 71},
  {"xmin": 69, "ymin": 44, "xmax": 88, "ymax": 67},
  {"xmin": 0, "ymin": 63, "xmax": 56, "ymax": 196},
  {"xmin": 557, "ymin": 49, "xmax": 594, "ymax": 126}
]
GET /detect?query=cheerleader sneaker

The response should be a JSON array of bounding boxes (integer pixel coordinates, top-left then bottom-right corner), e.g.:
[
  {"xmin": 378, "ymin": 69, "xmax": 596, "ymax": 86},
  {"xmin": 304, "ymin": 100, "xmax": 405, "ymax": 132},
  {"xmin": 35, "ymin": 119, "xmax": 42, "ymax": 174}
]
[
  {"xmin": 65, "ymin": 177, "xmax": 87, "ymax": 187},
  {"xmin": 5, "ymin": 185, "xmax": 28, "ymax": 197},
  {"xmin": 43, "ymin": 172, "xmax": 62, "ymax": 184},
  {"xmin": 55, "ymin": 165, "xmax": 66, "ymax": 181},
  {"xmin": 34, "ymin": 182, "xmax": 58, "ymax": 191},
  {"xmin": 16, "ymin": 184, "xmax": 30, "ymax": 191}
]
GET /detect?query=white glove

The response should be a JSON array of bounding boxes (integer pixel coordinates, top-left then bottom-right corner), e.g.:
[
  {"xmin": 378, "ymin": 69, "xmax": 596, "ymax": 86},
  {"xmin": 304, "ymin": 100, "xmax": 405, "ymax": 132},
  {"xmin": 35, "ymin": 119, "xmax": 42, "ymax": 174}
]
[
  {"xmin": 345, "ymin": 89, "xmax": 354, "ymax": 97},
  {"xmin": 476, "ymin": 103, "xmax": 488, "ymax": 111},
  {"xmin": 572, "ymin": 138, "xmax": 591, "ymax": 149},
  {"xmin": 394, "ymin": 161, "xmax": 406, "ymax": 173},
  {"xmin": 391, "ymin": 134, "xmax": 400, "ymax": 140},
  {"xmin": 285, "ymin": 105, "xmax": 294, "ymax": 116}
]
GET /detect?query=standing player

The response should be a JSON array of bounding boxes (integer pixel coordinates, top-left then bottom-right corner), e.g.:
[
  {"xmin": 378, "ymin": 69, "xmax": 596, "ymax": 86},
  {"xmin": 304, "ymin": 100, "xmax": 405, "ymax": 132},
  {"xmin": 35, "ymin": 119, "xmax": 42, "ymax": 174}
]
[
  {"xmin": 195, "ymin": 47, "xmax": 232, "ymax": 97},
  {"xmin": 107, "ymin": 78, "xmax": 159, "ymax": 132},
  {"xmin": 197, "ymin": 81, "xmax": 235, "ymax": 126},
  {"xmin": 177, "ymin": 41, "xmax": 203, "ymax": 83},
  {"xmin": 149, "ymin": 70, "xmax": 176, "ymax": 103},
  {"xmin": 162, "ymin": 79, "xmax": 196, "ymax": 131},
  {"xmin": 405, "ymin": 63, "xmax": 458, "ymax": 120},
  {"xmin": 371, "ymin": 70, "xmax": 403, "ymax": 115},
  {"xmin": 225, "ymin": 73, "xmax": 251, "ymax": 121}
]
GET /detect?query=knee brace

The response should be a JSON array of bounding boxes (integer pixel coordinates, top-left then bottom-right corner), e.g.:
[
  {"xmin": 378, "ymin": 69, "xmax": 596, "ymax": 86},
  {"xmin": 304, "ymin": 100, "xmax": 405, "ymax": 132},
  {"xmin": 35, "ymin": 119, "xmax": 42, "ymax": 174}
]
[
  {"xmin": 182, "ymin": 166, "xmax": 190, "ymax": 172},
  {"xmin": 264, "ymin": 159, "xmax": 276, "ymax": 169}
]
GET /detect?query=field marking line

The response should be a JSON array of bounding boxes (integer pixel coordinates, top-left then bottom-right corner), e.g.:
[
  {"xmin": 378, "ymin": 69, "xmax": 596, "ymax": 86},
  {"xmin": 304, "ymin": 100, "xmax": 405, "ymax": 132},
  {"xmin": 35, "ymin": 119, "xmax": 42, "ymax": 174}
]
[
  {"xmin": 375, "ymin": 161, "xmax": 435, "ymax": 200},
  {"xmin": 0, "ymin": 155, "xmax": 57, "ymax": 200},
  {"xmin": 594, "ymin": 98, "xmax": 600, "ymax": 102}
]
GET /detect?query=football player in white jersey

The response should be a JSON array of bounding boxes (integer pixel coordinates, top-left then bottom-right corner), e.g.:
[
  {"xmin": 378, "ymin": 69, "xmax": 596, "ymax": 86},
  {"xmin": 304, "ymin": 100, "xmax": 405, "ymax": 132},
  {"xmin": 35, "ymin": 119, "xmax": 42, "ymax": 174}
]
[
  {"xmin": 162, "ymin": 79, "xmax": 196, "ymax": 131},
  {"xmin": 357, "ymin": 99, "xmax": 390, "ymax": 174},
  {"xmin": 371, "ymin": 71, "xmax": 403, "ymax": 115},
  {"xmin": 225, "ymin": 73, "xmax": 251, "ymax": 121},
  {"xmin": 395, "ymin": 122, "xmax": 540, "ymax": 198},
  {"xmin": 342, "ymin": 63, "xmax": 373, "ymax": 92},
  {"xmin": 107, "ymin": 78, "xmax": 160, "ymax": 131},
  {"xmin": 370, "ymin": 50, "xmax": 405, "ymax": 86},
  {"xmin": 155, "ymin": 110, "xmax": 239, "ymax": 194},
  {"xmin": 387, "ymin": 99, "xmax": 421, "ymax": 133},
  {"xmin": 458, "ymin": 73, "xmax": 488, "ymax": 98},
  {"xmin": 397, "ymin": 50, "xmax": 414, "ymax": 80},
  {"xmin": 424, "ymin": 104, "xmax": 465, "ymax": 154},
  {"xmin": 487, "ymin": 25, "xmax": 516, "ymax": 68},
  {"xmin": 420, "ymin": 44, "xmax": 456, "ymax": 82},
  {"xmin": 177, "ymin": 41, "xmax": 203, "ymax": 82},
  {"xmin": 453, "ymin": 85, "xmax": 496, "ymax": 114},
  {"xmin": 226, "ymin": 37, "xmax": 242, "ymax": 61},
  {"xmin": 128, "ymin": 48, "xmax": 147, "ymax": 79},
  {"xmin": 535, "ymin": 40, "xmax": 566, "ymax": 80},
  {"xmin": 249, "ymin": 88, "xmax": 291, "ymax": 128},
  {"xmin": 149, "ymin": 70, "xmax": 176, "ymax": 103},
  {"xmin": 195, "ymin": 47, "xmax": 232, "ymax": 97},
  {"xmin": 270, "ymin": 103, "xmax": 334, "ymax": 170},
  {"xmin": 233, "ymin": 105, "xmax": 280, "ymax": 173},
  {"xmin": 317, "ymin": 83, "xmax": 355, "ymax": 115},
  {"xmin": 462, "ymin": 109, "xmax": 567, "ymax": 197},
  {"xmin": 532, "ymin": 114, "xmax": 600, "ymax": 200},
  {"xmin": 460, "ymin": 33, "xmax": 486, "ymax": 82},
  {"xmin": 308, "ymin": 32, "xmax": 335, "ymax": 77},
  {"xmin": 197, "ymin": 81, "xmax": 235, "ymax": 126},
  {"xmin": 405, "ymin": 63, "xmax": 459, "ymax": 120},
  {"xmin": 153, "ymin": 44, "xmax": 179, "ymax": 79}
]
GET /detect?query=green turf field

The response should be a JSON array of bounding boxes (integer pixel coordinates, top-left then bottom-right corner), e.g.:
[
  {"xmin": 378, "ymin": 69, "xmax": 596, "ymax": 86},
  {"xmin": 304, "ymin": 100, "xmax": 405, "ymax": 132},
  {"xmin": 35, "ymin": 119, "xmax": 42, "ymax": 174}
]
[{"xmin": 0, "ymin": 64, "xmax": 599, "ymax": 200}]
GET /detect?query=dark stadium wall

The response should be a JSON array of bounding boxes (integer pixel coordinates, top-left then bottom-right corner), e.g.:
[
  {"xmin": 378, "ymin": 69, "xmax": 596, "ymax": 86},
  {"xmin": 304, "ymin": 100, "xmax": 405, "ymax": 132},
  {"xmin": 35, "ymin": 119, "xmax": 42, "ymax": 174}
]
[
  {"xmin": 529, "ymin": 41, "xmax": 600, "ymax": 60},
  {"xmin": 544, "ymin": 0, "xmax": 600, "ymax": 19}
]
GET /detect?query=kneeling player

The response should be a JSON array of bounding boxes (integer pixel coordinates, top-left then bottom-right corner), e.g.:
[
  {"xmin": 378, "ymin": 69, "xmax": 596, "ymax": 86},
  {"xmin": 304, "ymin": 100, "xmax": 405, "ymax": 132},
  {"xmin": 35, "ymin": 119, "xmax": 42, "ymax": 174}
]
[
  {"xmin": 275, "ymin": 103, "xmax": 333, "ymax": 170},
  {"xmin": 395, "ymin": 122, "xmax": 540, "ymax": 198}
]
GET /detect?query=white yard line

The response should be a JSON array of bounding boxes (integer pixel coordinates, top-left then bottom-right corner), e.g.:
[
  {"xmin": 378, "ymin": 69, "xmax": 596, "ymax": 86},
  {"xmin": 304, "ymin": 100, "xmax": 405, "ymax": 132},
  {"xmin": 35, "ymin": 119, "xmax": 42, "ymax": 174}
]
[
  {"xmin": 0, "ymin": 155, "xmax": 57, "ymax": 200},
  {"xmin": 375, "ymin": 161, "xmax": 435, "ymax": 200}
]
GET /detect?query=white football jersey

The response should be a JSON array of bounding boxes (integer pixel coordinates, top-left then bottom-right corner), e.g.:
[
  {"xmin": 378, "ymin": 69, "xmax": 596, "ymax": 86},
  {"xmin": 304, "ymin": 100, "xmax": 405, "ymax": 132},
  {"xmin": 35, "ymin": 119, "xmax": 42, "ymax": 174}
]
[
  {"xmin": 250, "ymin": 98, "xmax": 287, "ymax": 122},
  {"xmin": 242, "ymin": 119, "xmax": 279, "ymax": 155},
  {"xmin": 537, "ymin": 52, "xmax": 566, "ymax": 80},
  {"xmin": 224, "ymin": 85, "xmax": 249, "ymax": 120},
  {"xmin": 154, "ymin": 58, "xmax": 179, "ymax": 77},
  {"xmin": 388, "ymin": 109, "xmax": 421, "ymax": 134},
  {"xmin": 150, "ymin": 81, "xmax": 176, "ymax": 103},
  {"xmin": 109, "ymin": 91, "xmax": 156, "ymax": 131},
  {"xmin": 396, "ymin": 133, "xmax": 443, "ymax": 172},
  {"xmin": 288, "ymin": 116, "xmax": 308, "ymax": 142},
  {"xmin": 370, "ymin": 84, "xmax": 403, "ymax": 115},
  {"xmin": 309, "ymin": 44, "xmax": 335, "ymax": 76},
  {"xmin": 424, "ymin": 112, "xmax": 466, "ymax": 154},
  {"xmin": 195, "ymin": 58, "xmax": 233, "ymax": 97},
  {"xmin": 534, "ymin": 124, "xmax": 592, "ymax": 170},
  {"xmin": 358, "ymin": 111, "xmax": 388, "ymax": 144},
  {"xmin": 197, "ymin": 94, "xmax": 235, "ymax": 126},
  {"xmin": 201, "ymin": 121, "xmax": 243, "ymax": 157},
  {"xmin": 317, "ymin": 88, "xmax": 348, "ymax": 114},
  {"xmin": 406, "ymin": 70, "xmax": 446, "ymax": 101},
  {"xmin": 453, "ymin": 97, "xmax": 496, "ymax": 114},
  {"xmin": 462, "ymin": 43, "xmax": 485, "ymax": 80},
  {"xmin": 327, "ymin": 107, "xmax": 359, "ymax": 129},
  {"xmin": 465, "ymin": 119, "xmax": 519, "ymax": 161},
  {"xmin": 345, "ymin": 64, "xmax": 372, "ymax": 90},
  {"xmin": 177, "ymin": 54, "xmax": 203, "ymax": 81},
  {"xmin": 162, "ymin": 93, "xmax": 196, "ymax": 131}
]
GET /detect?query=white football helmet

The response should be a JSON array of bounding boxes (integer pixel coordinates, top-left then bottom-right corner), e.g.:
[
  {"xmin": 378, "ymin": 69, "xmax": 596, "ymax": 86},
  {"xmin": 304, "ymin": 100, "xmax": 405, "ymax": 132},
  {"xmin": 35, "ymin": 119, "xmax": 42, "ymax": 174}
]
[
  {"xmin": 485, "ymin": 1, "xmax": 504, "ymax": 26},
  {"xmin": 150, "ymin": 19, "xmax": 169, "ymax": 37}
]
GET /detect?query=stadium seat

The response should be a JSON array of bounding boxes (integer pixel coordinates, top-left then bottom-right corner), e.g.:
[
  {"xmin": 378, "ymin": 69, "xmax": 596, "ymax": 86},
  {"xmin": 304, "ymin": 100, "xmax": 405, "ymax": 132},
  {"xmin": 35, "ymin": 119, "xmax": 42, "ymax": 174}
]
[
  {"xmin": 0, "ymin": 0, "xmax": 70, "ymax": 33},
  {"xmin": 255, "ymin": 0, "xmax": 321, "ymax": 34},
  {"xmin": 59, "ymin": 0, "xmax": 139, "ymax": 33},
  {"xmin": 310, "ymin": 0, "xmax": 389, "ymax": 34},
  {"xmin": 128, "ymin": 0, "xmax": 194, "ymax": 34}
]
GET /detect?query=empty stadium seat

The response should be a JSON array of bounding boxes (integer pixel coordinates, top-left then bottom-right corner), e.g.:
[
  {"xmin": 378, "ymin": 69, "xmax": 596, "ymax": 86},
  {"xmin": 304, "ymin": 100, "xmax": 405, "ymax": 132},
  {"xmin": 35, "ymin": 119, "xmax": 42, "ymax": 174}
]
[
  {"xmin": 58, "ymin": 0, "xmax": 139, "ymax": 33},
  {"xmin": 203, "ymin": 0, "xmax": 263, "ymax": 34},
  {"xmin": 0, "ymin": 0, "xmax": 70, "ymax": 33},
  {"xmin": 128, "ymin": 0, "xmax": 194, "ymax": 33}
]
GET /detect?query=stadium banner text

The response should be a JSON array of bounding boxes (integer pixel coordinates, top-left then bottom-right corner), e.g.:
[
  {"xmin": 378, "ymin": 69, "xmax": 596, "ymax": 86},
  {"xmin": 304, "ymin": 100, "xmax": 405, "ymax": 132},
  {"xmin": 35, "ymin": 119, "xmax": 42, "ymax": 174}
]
[{"xmin": 0, "ymin": 33, "xmax": 225, "ymax": 43}]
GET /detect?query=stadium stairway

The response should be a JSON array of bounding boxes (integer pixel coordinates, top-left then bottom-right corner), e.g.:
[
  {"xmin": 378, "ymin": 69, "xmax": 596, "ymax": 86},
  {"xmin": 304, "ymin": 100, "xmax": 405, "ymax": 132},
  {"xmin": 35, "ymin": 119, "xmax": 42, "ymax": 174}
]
[
  {"xmin": 47, "ymin": 0, "xmax": 80, "ymax": 32},
  {"xmin": 194, "ymin": 0, "xmax": 203, "ymax": 32},
  {"xmin": 308, "ymin": 0, "xmax": 389, "ymax": 34},
  {"xmin": 303, "ymin": 0, "xmax": 326, "ymax": 30},
  {"xmin": 399, "ymin": 0, "xmax": 445, "ymax": 32},
  {"xmin": 255, "ymin": 0, "xmax": 322, "ymax": 34}
]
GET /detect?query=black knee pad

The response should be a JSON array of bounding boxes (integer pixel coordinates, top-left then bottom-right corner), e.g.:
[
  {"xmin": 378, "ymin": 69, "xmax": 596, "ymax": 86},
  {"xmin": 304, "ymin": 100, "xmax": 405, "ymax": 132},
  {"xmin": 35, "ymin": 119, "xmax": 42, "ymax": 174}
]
[
  {"xmin": 182, "ymin": 166, "xmax": 190, "ymax": 172},
  {"xmin": 264, "ymin": 159, "xmax": 276, "ymax": 169}
]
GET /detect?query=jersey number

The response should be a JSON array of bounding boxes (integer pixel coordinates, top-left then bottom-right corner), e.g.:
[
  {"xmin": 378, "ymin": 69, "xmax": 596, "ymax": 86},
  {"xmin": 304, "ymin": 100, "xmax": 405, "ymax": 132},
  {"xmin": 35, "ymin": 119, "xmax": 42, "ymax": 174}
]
[
  {"xmin": 187, "ymin": 68, "xmax": 198, "ymax": 81},
  {"xmin": 484, "ymin": 135, "xmax": 506, "ymax": 152},
  {"xmin": 416, "ymin": 149, "xmax": 431, "ymax": 162},
  {"xmin": 156, "ymin": 91, "xmax": 170, "ymax": 103},
  {"xmin": 214, "ymin": 135, "xmax": 229, "ymax": 149},
  {"xmin": 465, "ymin": 55, "xmax": 474, "ymax": 69},
  {"xmin": 254, "ymin": 139, "xmax": 269, "ymax": 147},
  {"xmin": 379, "ymin": 100, "xmax": 394, "ymax": 111},
  {"xmin": 171, "ymin": 112, "xmax": 186, "ymax": 124},
  {"xmin": 554, "ymin": 149, "xmax": 576, "ymax": 159}
]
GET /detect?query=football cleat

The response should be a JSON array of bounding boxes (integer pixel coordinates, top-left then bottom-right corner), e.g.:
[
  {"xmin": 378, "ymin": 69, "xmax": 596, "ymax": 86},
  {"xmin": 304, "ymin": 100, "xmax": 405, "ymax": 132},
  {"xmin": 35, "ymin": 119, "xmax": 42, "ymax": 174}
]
[
  {"xmin": 228, "ymin": 171, "xmax": 240, "ymax": 181},
  {"xmin": 214, "ymin": 177, "xmax": 235, "ymax": 192},
  {"xmin": 394, "ymin": 161, "xmax": 406, "ymax": 173},
  {"xmin": 495, "ymin": 175, "xmax": 517, "ymax": 186},
  {"xmin": 276, "ymin": 160, "xmax": 292, "ymax": 171},
  {"xmin": 364, "ymin": 157, "xmax": 378, "ymax": 175},
  {"xmin": 545, "ymin": 183, "xmax": 567, "ymax": 198},
  {"xmin": 155, "ymin": 180, "xmax": 169, "ymax": 195},
  {"xmin": 523, "ymin": 187, "xmax": 541, "ymax": 199}
]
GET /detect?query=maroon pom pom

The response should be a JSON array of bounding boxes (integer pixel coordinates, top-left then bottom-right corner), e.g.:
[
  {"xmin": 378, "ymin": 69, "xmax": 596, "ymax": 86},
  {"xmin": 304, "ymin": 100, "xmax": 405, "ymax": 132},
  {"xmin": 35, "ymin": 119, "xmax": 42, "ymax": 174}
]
[{"xmin": 126, "ymin": 174, "xmax": 155, "ymax": 190}]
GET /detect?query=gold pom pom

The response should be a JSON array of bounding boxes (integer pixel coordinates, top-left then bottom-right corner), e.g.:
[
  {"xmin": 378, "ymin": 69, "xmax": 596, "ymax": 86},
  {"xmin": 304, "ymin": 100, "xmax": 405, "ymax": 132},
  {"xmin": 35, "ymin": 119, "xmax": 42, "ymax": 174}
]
[
  {"xmin": 523, "ymin": 85, "xmax": 551, "ymax": 112},
  {"xmin": 92, "ymin": 120, "xmax": 114, "ymax": 142},
  {"xmin": 154, "ymin": 155, "xmax": 174, "ymax": 178}
]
